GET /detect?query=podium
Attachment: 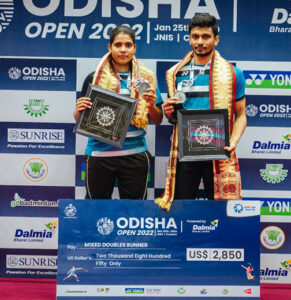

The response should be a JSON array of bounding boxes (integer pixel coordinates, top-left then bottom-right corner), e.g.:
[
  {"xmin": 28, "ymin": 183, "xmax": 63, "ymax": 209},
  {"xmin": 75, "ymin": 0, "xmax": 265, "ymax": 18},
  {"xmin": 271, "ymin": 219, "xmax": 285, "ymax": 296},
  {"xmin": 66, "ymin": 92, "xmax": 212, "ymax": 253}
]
[{"xmin": 57, "ymin": 199, "xmax": 260, "ymax": 299}]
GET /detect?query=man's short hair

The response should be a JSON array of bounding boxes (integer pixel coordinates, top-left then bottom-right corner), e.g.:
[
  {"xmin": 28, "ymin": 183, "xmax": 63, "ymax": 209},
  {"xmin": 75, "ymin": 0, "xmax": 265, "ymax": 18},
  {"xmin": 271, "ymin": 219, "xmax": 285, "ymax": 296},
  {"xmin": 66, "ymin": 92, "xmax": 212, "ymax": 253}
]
[{"xmin": 188, "ymin": 14, "xmax": 218, "ymax": 36}]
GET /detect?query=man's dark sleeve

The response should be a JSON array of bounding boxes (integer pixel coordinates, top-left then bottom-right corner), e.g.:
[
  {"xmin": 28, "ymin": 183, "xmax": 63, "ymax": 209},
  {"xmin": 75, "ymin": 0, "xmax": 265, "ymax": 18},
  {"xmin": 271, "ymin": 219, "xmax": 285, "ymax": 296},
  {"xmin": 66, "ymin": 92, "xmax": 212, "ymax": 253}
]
[{"xmin": 80, "ymin": 71, "xmax": 95, "ymax": 97}]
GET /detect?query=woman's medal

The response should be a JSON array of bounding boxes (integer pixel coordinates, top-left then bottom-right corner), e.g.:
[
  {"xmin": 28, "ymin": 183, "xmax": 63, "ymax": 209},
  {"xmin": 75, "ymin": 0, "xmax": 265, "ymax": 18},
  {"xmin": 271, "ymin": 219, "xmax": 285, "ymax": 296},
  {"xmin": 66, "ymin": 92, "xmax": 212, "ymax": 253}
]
[{"xmin": 138, "ymin": 81, "xmax": 151, "ymax": 95}]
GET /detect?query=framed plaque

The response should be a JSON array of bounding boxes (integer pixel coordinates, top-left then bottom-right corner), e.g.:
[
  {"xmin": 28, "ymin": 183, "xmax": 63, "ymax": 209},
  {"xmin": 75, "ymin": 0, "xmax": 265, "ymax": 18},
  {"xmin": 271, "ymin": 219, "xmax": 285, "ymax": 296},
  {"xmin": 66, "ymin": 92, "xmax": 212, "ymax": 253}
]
[
  {"xmin": 177, "ymin": 109, "xmax": 230, "ymax": 161},
  {"xmin": 74, "ymin": 84, "xmax": 137, "ymax": 148}
]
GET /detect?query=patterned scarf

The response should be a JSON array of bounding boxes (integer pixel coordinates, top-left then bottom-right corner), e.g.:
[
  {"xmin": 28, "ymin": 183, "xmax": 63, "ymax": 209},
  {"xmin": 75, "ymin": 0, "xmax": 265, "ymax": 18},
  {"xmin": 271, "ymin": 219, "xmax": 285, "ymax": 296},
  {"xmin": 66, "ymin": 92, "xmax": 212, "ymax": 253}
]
[{"xmin": 92, "ymin": 52, "xmax": 157, "ymax": 129}]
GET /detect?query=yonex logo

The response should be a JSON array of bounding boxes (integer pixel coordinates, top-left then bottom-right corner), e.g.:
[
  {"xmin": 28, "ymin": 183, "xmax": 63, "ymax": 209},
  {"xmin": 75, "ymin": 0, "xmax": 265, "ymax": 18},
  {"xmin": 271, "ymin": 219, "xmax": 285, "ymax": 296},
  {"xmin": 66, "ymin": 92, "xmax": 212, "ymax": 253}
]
[
  {"xmin": 181, "ymin": 71, "xmax": 189, "ymax": 76},
  {"xmin": 245, "ymin": 74, "xmax": 267, "ymax": 86},
  {"xmin": 0, "ymin": 0, "xmax": 14, "ymax": 33},
  {"xmin": 244, "ymin": 71, "xmax": 291, "ymax": 88}
]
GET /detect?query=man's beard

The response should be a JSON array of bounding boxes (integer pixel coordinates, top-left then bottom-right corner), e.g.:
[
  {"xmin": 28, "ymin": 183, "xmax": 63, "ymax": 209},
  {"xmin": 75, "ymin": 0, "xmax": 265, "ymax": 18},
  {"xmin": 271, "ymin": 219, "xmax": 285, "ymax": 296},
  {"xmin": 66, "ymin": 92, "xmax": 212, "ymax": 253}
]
[{"xmin": 194, "ymin": 47, "xmax": 214, "ymax": 57}]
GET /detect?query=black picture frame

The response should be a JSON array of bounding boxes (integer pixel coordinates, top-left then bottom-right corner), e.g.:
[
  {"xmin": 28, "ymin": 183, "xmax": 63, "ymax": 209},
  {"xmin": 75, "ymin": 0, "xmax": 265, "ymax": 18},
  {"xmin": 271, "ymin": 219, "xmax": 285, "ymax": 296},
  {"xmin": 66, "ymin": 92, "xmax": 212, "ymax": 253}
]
[
  {"xmin": 74, "ymin": 84, "xmax": 137, "ymax": 148},
  {"xmin": 177, "ymin": 109, "xmax": 230, "ymax": 161}
]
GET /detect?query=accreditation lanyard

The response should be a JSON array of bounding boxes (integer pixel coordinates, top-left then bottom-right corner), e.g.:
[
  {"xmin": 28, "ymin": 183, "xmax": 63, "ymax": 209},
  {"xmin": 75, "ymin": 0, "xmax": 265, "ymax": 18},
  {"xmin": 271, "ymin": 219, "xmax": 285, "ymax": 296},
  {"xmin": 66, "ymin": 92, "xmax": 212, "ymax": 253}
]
[
  {"xmin": 117, "ymin": 71, "xmax": 132, "ymax": 90},
  {"xmin": 177, "ymin": 58, "xmax": 211, "ymax": 92},
  {"xmin": 117, "ymin": 71, "xmax": 148, "ymax": 92}
]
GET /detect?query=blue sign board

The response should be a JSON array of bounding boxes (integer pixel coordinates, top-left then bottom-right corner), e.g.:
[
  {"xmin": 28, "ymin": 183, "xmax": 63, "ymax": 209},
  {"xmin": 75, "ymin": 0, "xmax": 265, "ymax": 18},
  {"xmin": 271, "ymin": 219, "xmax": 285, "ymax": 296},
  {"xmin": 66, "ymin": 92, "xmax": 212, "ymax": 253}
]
[
  {"xmin": 0, "ymin": 1, "xmax": 290, "ymax": 61},
  {"xmin": 57, "ymin": 199, "xmax": 260, "ymax": 299}
]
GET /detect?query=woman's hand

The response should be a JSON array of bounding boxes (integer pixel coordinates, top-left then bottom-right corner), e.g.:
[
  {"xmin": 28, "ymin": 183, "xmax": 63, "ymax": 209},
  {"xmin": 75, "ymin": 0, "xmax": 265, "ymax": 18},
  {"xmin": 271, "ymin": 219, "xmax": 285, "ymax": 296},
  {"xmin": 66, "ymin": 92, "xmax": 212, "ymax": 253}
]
[
  {"xmin": 141, "ymin": 88, "xmax": 163, "ymax": 125},
  {"xmin": 74, "ymin": 97, "xmax": 92, "ymax": 121},
  {"xmin": 142, "ymin": 88, "xmax": 157, "ymax": 110},
  {"xmin": 76, "ymin": 97, "xmax": 92, "ymax": 112}
]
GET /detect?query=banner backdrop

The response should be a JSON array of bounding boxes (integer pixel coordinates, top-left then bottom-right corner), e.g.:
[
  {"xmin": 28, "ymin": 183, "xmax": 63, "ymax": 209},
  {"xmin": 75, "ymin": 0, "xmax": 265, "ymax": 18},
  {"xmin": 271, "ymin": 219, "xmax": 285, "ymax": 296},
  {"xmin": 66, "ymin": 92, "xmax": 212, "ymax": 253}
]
[{"xmin": 0, "ymin": 0, "xmax": 290, "ymax": 282}]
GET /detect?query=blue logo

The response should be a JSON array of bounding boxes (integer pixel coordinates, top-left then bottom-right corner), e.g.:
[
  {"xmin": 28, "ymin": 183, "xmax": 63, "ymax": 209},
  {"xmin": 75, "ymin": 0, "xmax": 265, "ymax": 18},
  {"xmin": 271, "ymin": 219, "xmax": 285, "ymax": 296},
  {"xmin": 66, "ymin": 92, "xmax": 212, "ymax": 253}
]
[
  {"xmin": 0, "ymin": 58, "xmax": 76, "ymax": 91},
  {"xmin": 234, "ymin": 203, "xmax": 244, "ymax": 213},
  {"xmin": 64, "ymin": 204, "xmax": 77, "ymax": 217}
]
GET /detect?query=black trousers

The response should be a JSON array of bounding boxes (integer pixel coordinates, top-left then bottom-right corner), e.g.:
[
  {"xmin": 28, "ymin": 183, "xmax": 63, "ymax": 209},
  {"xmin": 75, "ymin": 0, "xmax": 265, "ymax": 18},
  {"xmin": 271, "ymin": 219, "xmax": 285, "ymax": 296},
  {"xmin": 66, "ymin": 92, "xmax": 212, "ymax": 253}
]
[
  {"xmin": 85, "ymin": 152, "xmax": 151, "ymax": 200},
  {"xmin": 174, "ymin": 160, "xmax": 214, "ymax": 200}
]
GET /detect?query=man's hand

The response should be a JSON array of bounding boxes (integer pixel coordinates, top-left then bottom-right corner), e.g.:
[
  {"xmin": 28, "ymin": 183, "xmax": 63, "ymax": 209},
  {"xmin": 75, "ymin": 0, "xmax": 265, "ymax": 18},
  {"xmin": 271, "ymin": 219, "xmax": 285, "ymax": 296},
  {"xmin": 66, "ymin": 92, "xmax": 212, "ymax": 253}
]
[
  {"xmin": 224, "ymin": 97, "xmax": 247, "ymax": 156},
  {"xmin": 162, "ymin": 97, "xmax": 178, "ymax": 119}
]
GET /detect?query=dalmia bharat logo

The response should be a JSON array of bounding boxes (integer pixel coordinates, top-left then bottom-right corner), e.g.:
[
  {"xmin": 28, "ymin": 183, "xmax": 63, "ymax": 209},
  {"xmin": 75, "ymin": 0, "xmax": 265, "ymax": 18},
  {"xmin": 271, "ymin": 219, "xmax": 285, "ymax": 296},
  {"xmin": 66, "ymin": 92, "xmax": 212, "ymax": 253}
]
[
  {"xmin": 14, "ymin": 223, "xmax": 56, "ymax": 242},
  {"xmin": 191, "ymin": 219, "xmax": 219, "ymax": 233},
  {"xmin": 270, "ymin": 8, "xmax": 291, "ymax": 33},
  {"xmin": 45, "ymin": 221, "xmax": 58, "ymax": 233},
  {"xmin": 281, "ymin": 259, "xmax": 291, "ymax": 271},
  {"xmin": 283, "ymin": 133, "xmax": 291, "ymax": 143},
  {"xmin": 251, "ymin": 136, "xmax": 291, "ymax": 156},
  {"xmin": 0, "ymin": 0, "xmax": 14, "ymax": 33}
]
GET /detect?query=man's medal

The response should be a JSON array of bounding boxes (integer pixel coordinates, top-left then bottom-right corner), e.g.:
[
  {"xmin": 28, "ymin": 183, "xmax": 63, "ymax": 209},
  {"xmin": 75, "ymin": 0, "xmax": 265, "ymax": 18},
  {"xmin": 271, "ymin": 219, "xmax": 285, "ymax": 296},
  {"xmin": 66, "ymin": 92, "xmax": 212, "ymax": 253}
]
[{"xmin": 174, "ymin": 91, "xmax": 186, "ymax": 104}]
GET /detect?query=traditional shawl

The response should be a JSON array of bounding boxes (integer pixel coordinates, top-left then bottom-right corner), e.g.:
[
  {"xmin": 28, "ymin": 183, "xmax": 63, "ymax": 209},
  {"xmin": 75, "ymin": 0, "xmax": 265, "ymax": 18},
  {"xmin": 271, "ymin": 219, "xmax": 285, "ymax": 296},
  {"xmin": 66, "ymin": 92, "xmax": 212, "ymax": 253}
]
[
  {"xmin": 92, "ymin": 52, "xmax": 157, "ymax": 129},
  {"xmin": 155, "ymin": 50, "xmax": 242, "ymax": 211}
]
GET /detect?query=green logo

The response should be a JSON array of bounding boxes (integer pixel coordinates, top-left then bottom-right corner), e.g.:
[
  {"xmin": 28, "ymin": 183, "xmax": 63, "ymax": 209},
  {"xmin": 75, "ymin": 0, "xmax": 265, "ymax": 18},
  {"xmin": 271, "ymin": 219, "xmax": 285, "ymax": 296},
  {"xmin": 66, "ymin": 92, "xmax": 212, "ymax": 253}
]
[
  {"xmin": 266, "ymin": 230, "xmax": 280, "ymax": 242},
  {"xmin": 210, "ymin": 219, "xmax": 219, "ymax": 227},
  {"xmin": 10, "ymin": 193, "xmax": 24, "ymax": 207},
  {"xmin": 24, "ymin": 99, "xmax": 49, "ymax": 117},
  {"xmin": 29, "ymin": 161, "xmax": 43, "ymax": 175},
  {"xmin": 177, "ymin": 287, "xmax": 186, "ymax": 294},
  {"xmin": 283, "ymin": 134, "xmax": 291, "ymax": 143},
  {"xmin": 261, "ymin": 226, "xmax": 285, "ymax": 250},
  {"xmin": 23, "ymin": 158, "xmax": 48, "ymax": 182},
  {"xmin": 45, "ymin": 221, "xmax": 58, "ymax": 232},
  {"xmin": 281, "ymin": 260, "xmax": 291, "ymax": 270},
  {"xmin": 222, "ymin": 288, "xmax": 229, "ymax": 295},
  {"xmin": 260, "ymin": 164, "xmax": 288, "ymax": 184}
]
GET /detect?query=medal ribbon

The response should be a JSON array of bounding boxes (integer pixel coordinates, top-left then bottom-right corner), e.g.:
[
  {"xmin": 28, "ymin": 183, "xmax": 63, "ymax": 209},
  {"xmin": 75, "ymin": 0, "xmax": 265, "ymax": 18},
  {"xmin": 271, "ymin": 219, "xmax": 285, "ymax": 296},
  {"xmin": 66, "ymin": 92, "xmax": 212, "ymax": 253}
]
[{"xmin": 177, "ymin": 58, "xmax": 211, "ymax": 91}]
